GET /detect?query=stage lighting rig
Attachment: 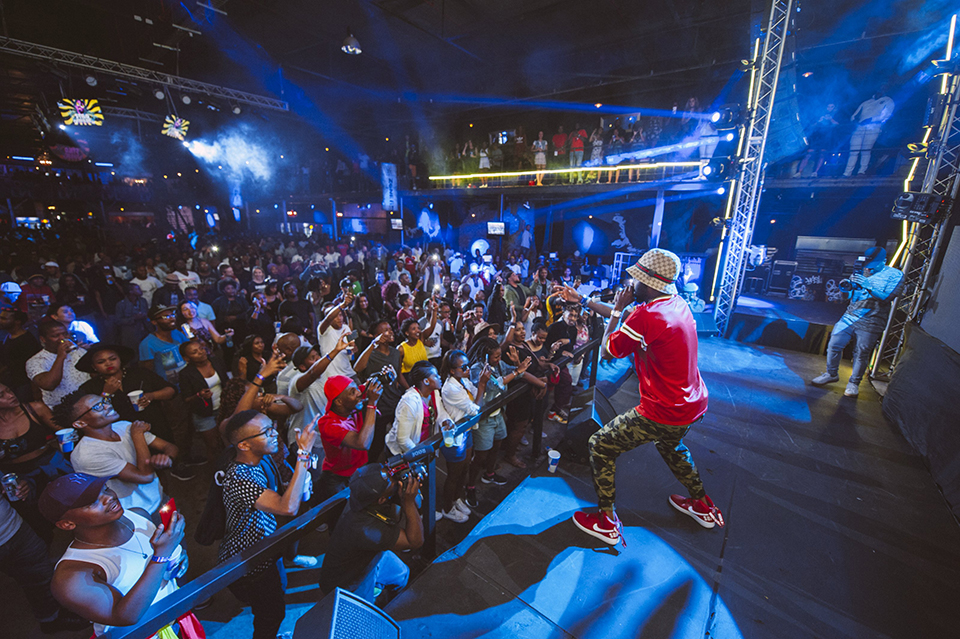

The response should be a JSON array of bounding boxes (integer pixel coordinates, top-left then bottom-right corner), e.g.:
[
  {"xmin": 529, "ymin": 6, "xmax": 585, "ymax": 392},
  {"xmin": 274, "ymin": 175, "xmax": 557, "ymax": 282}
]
[
  {"xmin": 710, "ymin": 105, "xmax": 742, "ymax": 130},
  {"xmin": 701, "ymin": 157, "xmax": 732, "ymax": 181}
]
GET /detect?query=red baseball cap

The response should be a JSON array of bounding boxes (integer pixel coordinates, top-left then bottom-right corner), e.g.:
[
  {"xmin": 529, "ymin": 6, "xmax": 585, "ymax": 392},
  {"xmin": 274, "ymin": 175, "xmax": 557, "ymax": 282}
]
[{"xmin": 324, "ymin": 375, "xmax": 354, "ymax": 412}]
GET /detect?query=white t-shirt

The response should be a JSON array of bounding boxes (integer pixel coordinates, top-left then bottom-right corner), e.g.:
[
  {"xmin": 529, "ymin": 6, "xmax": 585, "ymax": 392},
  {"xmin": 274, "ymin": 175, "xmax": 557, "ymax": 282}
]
[
  {"xmin": 70, "ymin": 421, "xmax": 163, "ymax": 515},
  {"xmin": 130, "ymin": 276, "xmax": 162, "ymax": 305},
  {"xmin": 286, "ymin": 371, "xmax": 326, "ymax": 450},
  {"xmin": 317, "ymin": 324, "xmax": 355, "ymax": 379},
  {"xmin": 25, "ymin": 348, "xmax": 91, "ymax": 408},
  {"xmin": 175, "ymin": 271, "xmax": 201, "ymax": 291},
  {"xmin": 420, "ymin": 317, "xmax": 445, "ymax": 359}
]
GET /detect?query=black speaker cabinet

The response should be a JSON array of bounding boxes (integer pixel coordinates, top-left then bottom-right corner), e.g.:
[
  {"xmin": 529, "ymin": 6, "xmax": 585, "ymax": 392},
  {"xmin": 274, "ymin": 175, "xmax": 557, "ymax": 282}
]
[{"xmin": 293, "ymin": 588, "xmax": 401, "ymax": 639}]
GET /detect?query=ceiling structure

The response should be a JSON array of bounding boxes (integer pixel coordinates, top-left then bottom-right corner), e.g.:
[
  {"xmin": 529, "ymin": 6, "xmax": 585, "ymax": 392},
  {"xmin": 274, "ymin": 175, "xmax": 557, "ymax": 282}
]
[{"xmin": 0, "ymin": 0, "xmax": 954, "ymax": 158}]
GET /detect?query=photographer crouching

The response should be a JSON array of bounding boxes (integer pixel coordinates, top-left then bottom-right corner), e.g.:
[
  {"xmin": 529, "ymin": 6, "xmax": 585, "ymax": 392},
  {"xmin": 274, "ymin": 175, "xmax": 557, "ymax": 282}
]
[
  {"xmin": 811, "ymin": 247, "xmax": 903, "ymax": 398},
  {"xmin": 318, "ymin": 463, "xmax": 424, "ymax": 604}
]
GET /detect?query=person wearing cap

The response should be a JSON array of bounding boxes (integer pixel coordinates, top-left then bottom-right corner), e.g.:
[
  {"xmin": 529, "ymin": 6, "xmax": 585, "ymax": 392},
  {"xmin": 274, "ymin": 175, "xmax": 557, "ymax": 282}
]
[
  {"xmin": 78, "ymin": 344, "xmax": 176, "ymax": 444},
  {"xmin": 48, "ymin": 303, "xmax": 99, "ymax": 347},
  {"xmin": 219, "ymin": 410, "xmax": 318, "ymax": 639},
  {"xmin": 313, "ymin": 374, "xmax": 383, "ymax": 499},
  {"xmin": 0, "ymin": 485, "xmax": 90, "ymax": 634},
  {"xmin": 57, "ymin": 391, "xmax": 178, "ymax": 518},
  {"xmin": 811, "ymin": 247, "xmax": 903, "ymax": 397},
  {"xmin": 152, "ymin": 273, "xmax": 184, "ymax": 309},
  {"xmin": 558, "ymin": 248, "xmax": 725, "ymax": 545},
  {"xmin": 1, "ymin": 280, "xmax": 23, "ymax": 308},
  {"xmin": 318, "ymin": 463, "xmax": 423, "ymax": 603},
  {"xmin": 0, "ymin": 306, "xmax": 41, "ymax": 400},
  {"xmin": 115, "ymin": 282, "xmax": 151, "ymax": 352},
  {"xmin": 26, "ymin": 320, "xmax": 92, "ymax": 408},
  {"xmin": 17, "ymin": 270, "xmax": 55, "ymax": 314},
  {"xmin": 680, "ymin": 282, "xmax": 706, "ymax": 313},
  {"xmin": 138, "ymin": 305, "xmax": 189, "ymax": 385},
  {"xmin": 43, "ymin": 262, "xmax": 61, "ymax": 292},
  {"xmin": 285, "ymin": 334, "xmax": 354, "ymax": 446},
  {"xmin": 41, "ymin": 473, "xmax": 192, "ymax": 638}
]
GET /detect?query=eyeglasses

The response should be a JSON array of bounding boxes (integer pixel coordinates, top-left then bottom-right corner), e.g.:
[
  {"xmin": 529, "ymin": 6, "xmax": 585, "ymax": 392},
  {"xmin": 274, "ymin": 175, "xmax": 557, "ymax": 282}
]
[
  {"xmin": 76, "ymin": 397, "xmax": 111, "ymax": 421},
  {"xmin": 237, "ymin": 425, "xmax": 277, "ymax": 443}
]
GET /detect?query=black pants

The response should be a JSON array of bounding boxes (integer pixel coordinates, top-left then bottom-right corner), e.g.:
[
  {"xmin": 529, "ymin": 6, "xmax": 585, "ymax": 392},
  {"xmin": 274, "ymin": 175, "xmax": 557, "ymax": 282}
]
[
  {"xmin": 0, "ymin": 521, "xmax": 59, "ymax": 622},
  {"xmin": 228, "ymin": 558, "xmax": 287, "ymax": 639}
]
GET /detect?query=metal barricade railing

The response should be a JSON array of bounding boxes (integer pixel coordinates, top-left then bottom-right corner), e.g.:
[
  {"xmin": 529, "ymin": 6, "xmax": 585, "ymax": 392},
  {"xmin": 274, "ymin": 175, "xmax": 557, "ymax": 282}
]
[
  {"xmin": 102, "ymin": 336, "xmax": 604, "ymax": 637},
  {"xmin": 103, "ymin": 495, "xmax": 348, "ymax": 639}
]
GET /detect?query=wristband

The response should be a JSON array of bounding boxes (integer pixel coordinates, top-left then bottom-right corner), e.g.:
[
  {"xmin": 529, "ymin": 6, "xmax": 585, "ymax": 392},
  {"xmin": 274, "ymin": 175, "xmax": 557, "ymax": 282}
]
[
  {"xmin": 325, "ymin": 353, "xmax": 333, "ymax": 362},
  {"xmin": 151, "ymin": 555, "xmax": 175, "ymax": 564},
  {"xmin": 255, "ymin": 373, "xmax": 265, "ymax": 381},
  {"xmin": 580, "ymin": 295, "xmax": 590, "ymax": 307},
  {"xmin": 251, "ymin": 381, "xmax": 263, "ymax": 388}
]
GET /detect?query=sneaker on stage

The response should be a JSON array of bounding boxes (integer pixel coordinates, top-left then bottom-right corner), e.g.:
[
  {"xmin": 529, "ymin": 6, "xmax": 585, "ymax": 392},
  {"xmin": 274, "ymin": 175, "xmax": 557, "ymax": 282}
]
[
  {"xmin": 811, "ymin": 373, "xmax": 839, "ymax": 386},
  {"xmin": 572, "ymin": 509, "xmax": 622, "ymax": 545},
  {"xmin": 669, "ymin": 494, "xmax": 725, "ymax": 529}
]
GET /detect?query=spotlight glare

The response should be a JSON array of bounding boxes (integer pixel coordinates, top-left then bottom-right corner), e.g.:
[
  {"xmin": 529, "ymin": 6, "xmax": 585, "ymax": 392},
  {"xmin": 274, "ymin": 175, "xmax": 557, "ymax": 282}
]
[
  {"xmin": 342, "ymin": 31, "xmax": 362, "ymax": 55},
  {"xmin": 711, "ymin": 112, "xmax": 721, "ymax": 123},
  {"xmin": 702, "ymin": 165, "xmax": 714, "ymax": 176},
  {"xmin": 183, "ymin": 141, "xmax": 190, "ymax": 148},
  {"xmin": 724, "ymin": 132, "xmax": 735, "ymax": 142},
  {"xmin": 182, "ymin": 95, "xmax": 191, "ymax": 105},
  {"xmin": 717, "ymin": 187, "xmax": 726, "ymax": 195},
  {"xmin": 232, "ymin": 105, "xmax": 241, "ymax": 114},
  {"xmin": 85, "ymin": 75, "xmax": 97, "ymax": 87},
  {"xmin": 58, "ymin": 124, "xmax": 67, "ymax": 130},
  {"xmin": 594, "ymin": 103, "xmax": 602, "ymax": 108},
  {"xmin": 155, "ymin": 89, "xmax": 165, "ymax": 100}
]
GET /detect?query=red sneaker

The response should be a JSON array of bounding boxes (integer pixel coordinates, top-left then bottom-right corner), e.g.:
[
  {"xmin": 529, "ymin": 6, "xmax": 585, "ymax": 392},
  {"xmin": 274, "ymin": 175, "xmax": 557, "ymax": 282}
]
[
  {"xmin": 572, "ymin": 509, "xmax": 623, "ymax": 545},
  {"xmin": 669, "ymin": 494, "xmax": 725, "ymax": 529}
]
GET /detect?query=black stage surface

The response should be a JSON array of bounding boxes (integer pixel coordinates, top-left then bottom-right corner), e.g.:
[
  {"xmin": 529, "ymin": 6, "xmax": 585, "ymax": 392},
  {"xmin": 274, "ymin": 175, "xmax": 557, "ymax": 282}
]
[
  {"xmin": 385, "ymin": 337, "xmax": 960, "ymax": 638},
  {"xmin": 726, "ymin": 295, "xmax": 845, "ymax": 354}
]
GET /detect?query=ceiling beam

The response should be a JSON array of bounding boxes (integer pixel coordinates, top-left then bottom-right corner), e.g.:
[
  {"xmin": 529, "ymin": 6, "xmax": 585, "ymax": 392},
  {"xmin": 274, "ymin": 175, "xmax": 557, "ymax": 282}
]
[{"xmin": 0, "ymin": 36, "xmax": 289, "ymax": 112}]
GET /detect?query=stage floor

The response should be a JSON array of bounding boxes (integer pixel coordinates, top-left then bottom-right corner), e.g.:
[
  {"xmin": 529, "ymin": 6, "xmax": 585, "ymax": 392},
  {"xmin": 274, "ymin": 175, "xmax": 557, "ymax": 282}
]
[{"xmin": 385, "ymin": 337, "xmax": 960, "ymax": 639}]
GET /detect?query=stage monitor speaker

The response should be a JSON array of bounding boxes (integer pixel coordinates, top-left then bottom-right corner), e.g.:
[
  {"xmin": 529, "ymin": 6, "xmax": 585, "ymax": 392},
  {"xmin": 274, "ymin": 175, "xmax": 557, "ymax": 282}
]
[
  {"xmin": 767, "ymin": 260, "xmax": 797, "ymax": 296},
  {"xmin": 293, "ymin": 588, "xmax": 400, "ymax": 639},
  {"xmin": 558, "ymin": 387, "xmax": 611, "ymax": 465}
]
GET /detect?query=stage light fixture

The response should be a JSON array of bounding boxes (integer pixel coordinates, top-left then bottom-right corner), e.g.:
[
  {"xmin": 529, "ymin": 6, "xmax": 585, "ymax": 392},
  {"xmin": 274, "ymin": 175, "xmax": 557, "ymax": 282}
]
[
  {"xmin": 701, "ymin": 158, "xmax": 730, "ymax": 181},
  {"xmin": 710, "ymin": 105, "xmax": 741, "ymax": 129},
  {"xmin": 58, "ymin": 124, "xmax": 67, "ymax": 130},
  {"xmin": 85, "ymin": 75, "xmax": 97, "ymax": 87},
  {"xmin": 342, "ymin": 29, "xmax": 362, "ymax": 55},
  {"xmin": 155, "ymin": 89, "xmax": 165, "ymax": 100},
  {"xmin": 182, "ymin": 95, "xmax": 192, "ymax": 105},
  {"xmin": 232, "ymin": 105, "xmax": 241, "ymax": 114}
]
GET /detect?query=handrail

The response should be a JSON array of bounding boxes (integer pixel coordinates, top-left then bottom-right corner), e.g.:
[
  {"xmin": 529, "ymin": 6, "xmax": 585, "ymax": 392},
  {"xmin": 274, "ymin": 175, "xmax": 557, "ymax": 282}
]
[
  {"xmin": 101, "ymin": 335, "xmax": 605, "ymax": 637},
  {"xmin": 102, "ymin": 494, "xmax": 348, "ymax": 639}
]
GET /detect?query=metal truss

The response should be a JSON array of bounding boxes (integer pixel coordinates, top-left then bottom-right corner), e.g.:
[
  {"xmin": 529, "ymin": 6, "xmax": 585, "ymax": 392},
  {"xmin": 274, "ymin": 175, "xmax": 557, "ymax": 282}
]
[
  {"xmin": 870, "ymin": 70, "xmax": 960, "ymax": 379},
  {"xmin": 713, "ymin": 0, "xmax": 793, "ymax": 336},
  {"xmin": 0, "ymin": 36, "xmax": 289, "ymax": 112}
]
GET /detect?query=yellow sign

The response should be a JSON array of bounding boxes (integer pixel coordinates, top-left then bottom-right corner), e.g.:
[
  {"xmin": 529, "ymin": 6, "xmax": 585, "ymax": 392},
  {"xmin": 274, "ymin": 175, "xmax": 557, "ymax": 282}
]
[
  {"xmin": 58, "ymin": 99, "xmax": 104, "ymax": 126},
  {"xmin": 162, "ymin": 115, "xmax": 190, "ymax": 140}
]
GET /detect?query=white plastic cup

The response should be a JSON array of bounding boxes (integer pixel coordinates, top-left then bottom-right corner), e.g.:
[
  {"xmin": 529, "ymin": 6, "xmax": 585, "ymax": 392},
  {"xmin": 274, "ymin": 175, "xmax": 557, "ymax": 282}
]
[
  {"xmin": 56, "ymin": 428, "xmax": 79, "ymax": 454},
  {"xmin": 442, "ymin": 427, "xmax": 455, "ymax": 448},
  {"xmin": 127, "ymin": 390, "xmax": 144, "ymax": 411},
  {"xmin": 547, "ymin": 449, "xmax": 561, "ymax": 473}
]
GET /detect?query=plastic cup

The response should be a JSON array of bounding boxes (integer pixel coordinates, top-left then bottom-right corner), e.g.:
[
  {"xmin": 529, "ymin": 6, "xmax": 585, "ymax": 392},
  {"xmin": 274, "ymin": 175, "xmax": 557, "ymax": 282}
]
[
  {"xmin": 547, "ymin": 449, "xmax": 561, "ymax": 473},
  {"xmin": 442, "ymin": 427, "xmax": 455, "ymax": 448},
  {"xmin": 127, "ymin": 390, "xmax": 144, "ymax": 411},
  {"xmin": 56, "ymin": 428, "xmax": 79, "ymax": 454}
]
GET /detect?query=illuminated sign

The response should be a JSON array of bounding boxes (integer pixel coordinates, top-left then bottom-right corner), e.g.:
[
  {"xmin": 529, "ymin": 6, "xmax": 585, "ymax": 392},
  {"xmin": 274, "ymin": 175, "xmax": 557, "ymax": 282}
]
[
  {"xmin": 58, "ymin": 99, "xmax": 104, "ymax": 126},
  {"xmin": 162, "ymin": 115, "xmax": 190, "ymax": 140}
]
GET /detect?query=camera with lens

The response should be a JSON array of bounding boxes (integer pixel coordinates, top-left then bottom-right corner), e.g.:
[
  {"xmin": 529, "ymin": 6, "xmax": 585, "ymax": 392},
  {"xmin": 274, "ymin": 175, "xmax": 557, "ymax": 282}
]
[
  {"xmin": 839, "ymin": 256, "xmax": 867, "ymax": 293},
  {"xmin": 384, "ymin": 460, "xmax": 428, "ymax": 488},
  {"xmin": 370, "ymin": 367, "xmax": 397, "ymax": 388}
]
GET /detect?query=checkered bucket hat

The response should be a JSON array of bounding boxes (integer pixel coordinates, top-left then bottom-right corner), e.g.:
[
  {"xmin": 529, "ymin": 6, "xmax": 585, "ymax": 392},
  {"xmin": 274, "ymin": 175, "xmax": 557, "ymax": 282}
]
[{"xmin": 626, "ymin": 249, "xmax": 681, "ymax": 295}]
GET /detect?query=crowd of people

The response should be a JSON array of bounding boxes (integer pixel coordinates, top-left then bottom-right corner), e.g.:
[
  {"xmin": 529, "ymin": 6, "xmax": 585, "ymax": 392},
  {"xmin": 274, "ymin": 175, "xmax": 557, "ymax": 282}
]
[{"xmin": 1, "ymin": 229, "xmax": 663, "ymax": 638}]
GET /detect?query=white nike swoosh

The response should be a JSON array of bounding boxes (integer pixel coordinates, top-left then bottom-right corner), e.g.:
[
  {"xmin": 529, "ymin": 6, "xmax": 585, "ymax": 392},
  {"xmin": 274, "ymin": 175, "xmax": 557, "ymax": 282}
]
[{"xmin": 592, "ymin": 523, "xmax": 615, "ymax": 534}]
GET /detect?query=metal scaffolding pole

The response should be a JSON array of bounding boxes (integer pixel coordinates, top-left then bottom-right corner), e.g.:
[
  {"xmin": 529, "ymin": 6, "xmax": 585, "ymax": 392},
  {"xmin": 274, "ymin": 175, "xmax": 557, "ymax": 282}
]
[
  {"xmin": 713, "ymin": 0, "xmax": 793, "ymax": 336},
  {"xmin": 870, "ymin": 26, "xmax": 960, "ymax": 380},
  {"xmin": 0, "ymin": 36, "xmax": 289, "ymax": 112}
]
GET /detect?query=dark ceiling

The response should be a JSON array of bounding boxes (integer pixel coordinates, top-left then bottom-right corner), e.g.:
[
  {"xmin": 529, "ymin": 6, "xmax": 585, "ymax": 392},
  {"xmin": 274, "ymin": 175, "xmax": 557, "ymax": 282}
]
[{"xmin": 0, "ymin": 0, "xmax": 955, "ymax": 157}]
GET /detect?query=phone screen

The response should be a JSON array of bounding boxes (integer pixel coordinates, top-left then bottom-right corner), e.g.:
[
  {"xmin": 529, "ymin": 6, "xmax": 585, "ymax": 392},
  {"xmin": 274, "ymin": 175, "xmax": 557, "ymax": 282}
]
[{"xmin": 348, "ymin": 329, "xmax": 359, "ymax": 342}]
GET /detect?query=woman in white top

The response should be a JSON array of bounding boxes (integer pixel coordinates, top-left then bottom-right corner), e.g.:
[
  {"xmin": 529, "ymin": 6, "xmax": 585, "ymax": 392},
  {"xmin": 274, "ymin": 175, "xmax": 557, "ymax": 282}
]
[
  {"xmin": 177, "ymin": 300, "xmax": 232, "ymax": 360},
  {"xmin": 45, "ymin": 474, "xmax": 195, "ymax": 638},
  {"xmin": 438, "ymin": 350, "xmax": 490, "ymax": 523},
  {"xmin": 532, "ymin": 131, "xmax": 548, "ymax": 186},
  {"xmin": 385, "ymin": 361, "xmax": 452, "ymax": 457}
]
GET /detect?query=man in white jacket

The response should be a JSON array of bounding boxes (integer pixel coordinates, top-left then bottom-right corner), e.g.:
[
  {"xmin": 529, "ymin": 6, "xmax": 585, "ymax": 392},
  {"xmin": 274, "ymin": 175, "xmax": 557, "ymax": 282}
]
[{"xmin": 385, "ymin": 361, "xmax": 452, "ymax": 456}]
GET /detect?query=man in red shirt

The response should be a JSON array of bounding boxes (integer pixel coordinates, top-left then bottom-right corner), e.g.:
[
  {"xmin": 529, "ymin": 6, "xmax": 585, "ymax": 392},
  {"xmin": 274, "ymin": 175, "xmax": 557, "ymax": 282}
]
[
  {"xmin": 560, "ymin": 249, "xmax": 724, "ymax": 546},
  {"xmin": 18, "ymin": 271, "xmax": 55, "ymax": 314},
  {"xmin": 551, "ymin": 125, "xmax": 568, "ymax": 173},
  {"xmin": 314, "ymin": 375, "xmax": 383, "ymax": 500},
  {"xmin": 568, "ymin": 123, "xmax": 588, "ymax": 184}
]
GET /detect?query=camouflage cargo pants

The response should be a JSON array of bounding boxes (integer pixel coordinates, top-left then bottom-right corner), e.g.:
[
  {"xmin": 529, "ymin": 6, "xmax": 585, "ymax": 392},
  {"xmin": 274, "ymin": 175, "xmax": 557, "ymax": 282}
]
[{"xmin": 589, "ymin": 408, "xmax": 706, "ymax": 510}]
